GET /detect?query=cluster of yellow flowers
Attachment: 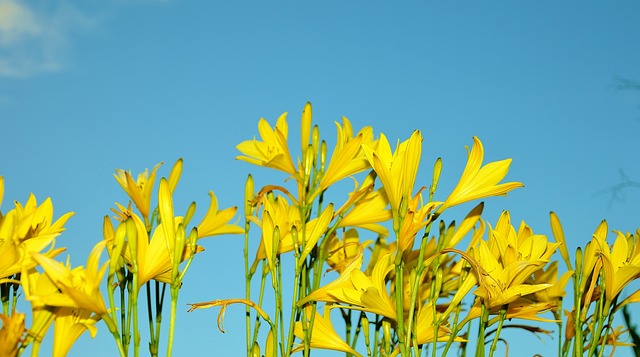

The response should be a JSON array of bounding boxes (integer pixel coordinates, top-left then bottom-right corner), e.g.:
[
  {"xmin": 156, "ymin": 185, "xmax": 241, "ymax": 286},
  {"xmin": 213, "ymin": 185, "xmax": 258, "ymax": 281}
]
[
  {"xmin": 0, "ymin": 161, "xmax": 242, "ymax": 357},
  {"xmin": 1, "ymin": 103, "xmax": 639, "ymax": 357},
  {"xmin": 190, "ymin": 103, "xmax": 640, "ymax": 357}
]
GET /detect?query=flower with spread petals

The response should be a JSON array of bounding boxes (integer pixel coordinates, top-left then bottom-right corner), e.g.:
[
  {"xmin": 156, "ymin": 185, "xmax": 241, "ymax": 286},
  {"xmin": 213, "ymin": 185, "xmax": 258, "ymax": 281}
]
[
  {"xmin": 316, "ymin": 117, "xmax": 375, "ymax": 195},
  {"xmin": 298, "ymin": 248, "xmax": 365, "ymax": 306},
  {"xmin": 109, "ymin": 208, "xmax": 202, "ymax": 288},
  {"xmin": 363, "ymin": 130, "xmax": 422, "ymax": 220},
  {"xmin": 196, "ymin": 190, "xmax": 244, "ymax": 238},
  {"xmin": 300, "ymin": 253, "xmax": 396, "ymax": 319},
  {"xmin": 293, "ymin": 306, "xmax": 363, "ymax": 357},
  {"xmin": 440, "ymin": 137, "xmax": 523, "ymax": 211},
  {"xmin": 466, "ymin": 212, "xmax": 557, "ymax": 309},
  {"xmin": 236, "ymin": 113, "xmax": 298, "ymax": 177},
  {"xmin": 0, "ymin": 189, "xmax": 71, "ymax": 281},
  {"xmin": 252, "ymin": 195, "xmax": 333, "ymax": 271},
  {"xmin": 114, "ymin": 162, "xmax": 162, "ymax": 219},
  {"xmin": 336, "ymin": 178, "xmax": 391, "ymax": 237},
  {"xmin": 596, "ymin": 229, "xmax": 640, "ymax": 306},
  {"xmin": 31, "ymin": 241, "xmax": 109, "ymax": 316}
]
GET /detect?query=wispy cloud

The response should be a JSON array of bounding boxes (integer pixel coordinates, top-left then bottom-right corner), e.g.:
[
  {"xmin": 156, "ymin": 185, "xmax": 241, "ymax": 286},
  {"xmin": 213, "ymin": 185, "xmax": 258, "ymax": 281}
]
[{"xmin": 0, "ymin": 0, "xmax": 94, "ymax": 78}]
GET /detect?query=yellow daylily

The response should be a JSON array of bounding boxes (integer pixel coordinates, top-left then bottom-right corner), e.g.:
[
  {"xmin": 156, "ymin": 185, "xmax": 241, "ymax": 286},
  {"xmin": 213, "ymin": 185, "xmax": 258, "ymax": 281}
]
[
  {"xmin": 467, "ymin": 212, "xmax": 557, "ymax": 309},
  {"xmin": 325, "ymin": 229, "xmax": 372, "ymax": 274},
  {"xmin": 0, "ymin": 190, "xmax": 71, "ymax": 280},
  {"xmin": 471, "ymin": 243, "xmax": 552, "ymax": 308},
  {"xmin": 30, "ymin": 241, "xmax": 109, "ymax": 316},
  {"xmin": 112, "ymin": 212, "xmax": 201, "ymax": 288},
  {"xmin": 51, "ymin": 307, "xmax": 100, "ymax": 357},
  {"xmin": 292, "ymin": 306, "xmax": 363, "ymax": 357},
  {"xmin": 0, "ymin": 312, "xmax": 25, "ymax": 357},
  {"xmin": 236, "ymin": 113, "xmax": 298, "ymax": 177},
  {"xmin": 363, "ymin": 130, "xmax": 422, "ymax": 220},
  {"xmin": 397, "ymin": 192, "xmax": 439, "ymax": 252},
  {"xmin": 316, "ymin": 117, "xmax": 375, "ymax": 194},
  {"xmin": 297, "ymin": 248, "xmax": 365, "ymax": 306},
  {"xmin": 302, "ymin": 253, "xmax": 397, "ymax": 319},
  {"xmin": 0, "ymin": 220, "xmax": 66, "ymax": 281},
  {"xmin": 531, "ymin": 261, "xmax": 573, "ymax": 307},
  {"xmin": 460, "ymin": 297, "xmax": 557, "ymax": 330},
  {"xmin": 596, "ymin": 230, "xmax": 640, "ymax": 305},
  {"xmin": 114, "ymin": 162, "xmax": 162, "ymax": 219},
  {"xmin": 337, "ymin": 185, "xmax": 391, "ymax": 237},
  {"xmin": 10, "ymin": 194, "xmax": 73, "ymax": 242},
  {"xmin": 440, "ymin": 137, "xmax": 523, "ymax": 211},
  {"xmin": 252, "ymin": 195, "xmax": 333, "ymax": 270},
  {"xmin": 414, "ymin": 302, "xmax": 465, "ymax": 345},
  {"xmin": 195, "ymin": 190, "xmax": 244, "ymax": 238},
  {"xmin": 21, "ymin": 266, "xmax": 60, "ymax": 346}
]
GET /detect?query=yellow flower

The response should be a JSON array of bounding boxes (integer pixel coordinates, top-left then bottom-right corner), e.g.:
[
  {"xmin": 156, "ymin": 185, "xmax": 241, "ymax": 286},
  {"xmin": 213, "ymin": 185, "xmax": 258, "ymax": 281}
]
[
  {"xmin": 531, "ymin": 261, "xmax": 573, "ymax": 306},
  {"xmin": 472, "ymin": 245, "xmax": 551, "ymax": 309},
  {"xmin": 114, "ymin": 162, "xmax": 162, "ymax": 219},
  {"xmin": 292, "ymin": 306, "xmax": 363, "ymax": 357},
  {"xmin": 112, "ymin": 211, "xmax": 201, "ymax": 288},
  {"xmin": 596, "ymin": 229, "xmax": 640, "ymax": 305},
  {"xmin": 30, "ymin": 241, "xmax": 109, "ymax": 315},
  {"xmin": 297, "ymin": 249, "xmax": 365, "ymax": 307},
  {"xmin": 236, "ymin": 113, "xmax": 298, "ymax": 177},
  {"xmin": 316, "ymin": 117, "xmax": 375, "ymax": 195},
  {"xmin": 0, "ymin": 190, "xmax": 71, "ymax": 280},
  {"xmin": 460, "ymin": 298, "xmax": 557, "ymax": 330},
  {"xmin": 397, "ymin": 192, "xmax": 439, "ymax": 252},
  {"xmin": 468, "ymin": 212, "xmax": 557, "ymax": 309},
  {"xmin": 21, "ymin": 266, "xmax": 60, "ymax": 345},
  {"xmin": 301, "ymin": 253, "xmax": 397, "ymax": 319},
  {"xmin": 363, "ymin": 130, "xmax": 422, "ymax": 219},
  {"xmin": 325, "ymin": 229, "xmax": 372, "ymax": 274},
  {"xmin": 0, "ymin": 220, "xmax": 66, "ymax": 281},
  {"xmin": 52, "ymin": 307, "xmax": 100, "ymax": 357},
  {"xmin": 0, "ymin": 312, "xmax": 25, "ymax": 357},
  {"xmin": 10, "ymin": 194, "xmax": 73, "ymax": 242},
  {"xmin": 414, "ymin": 302, "xmax": 465, "ymax": 344},
  {"xmin": 195, "ymin": 190, "xmax": 244, "ymax": 238},
  {"xmin": 252, "ymin": 195, "xmax": 333, "ymax": 270},
  {"xmin": 336, "ymin": 181, "xmax": 391, "ymax": 237},
  {"xmin": 440, "ymin": 137, "xmax": 523, "ymax": 211}
]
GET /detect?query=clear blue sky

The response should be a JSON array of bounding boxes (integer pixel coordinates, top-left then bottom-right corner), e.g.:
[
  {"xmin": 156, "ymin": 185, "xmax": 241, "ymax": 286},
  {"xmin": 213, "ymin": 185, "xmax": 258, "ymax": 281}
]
[{"xmin": 2, "ymin": 1, "xmax": 640, "ymax": 356}]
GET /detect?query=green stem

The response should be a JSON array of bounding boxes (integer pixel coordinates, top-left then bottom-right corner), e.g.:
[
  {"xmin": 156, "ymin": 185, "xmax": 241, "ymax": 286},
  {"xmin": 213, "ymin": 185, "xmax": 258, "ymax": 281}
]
[
  {"xmin": 284, "ymin": 256, "xmax": 303, "ymax": 357},
  {"xmin": 166, "ymin": 286, "xmax": 179, "ymax": 357},
  {"xmin": 488, "ymin": 306, "xmax": 507, "ymax": 357},
  {"xmin": 475, "ymin": 304, "xmax": 489, "ymax": 357},
  {"xmin": 153, "ymin": 282, "xmax": 166, "ymax": 357},
  {"xmin": 244, "ymin": 219, "xmax": 252, "ymax": 357},
  {"xmin": 394, "ymin": 253, "xmax": 408, "ymax": 356},
  {"xmin": 145, "ymin": 282, "xmax": 155, "ymax": 354}
]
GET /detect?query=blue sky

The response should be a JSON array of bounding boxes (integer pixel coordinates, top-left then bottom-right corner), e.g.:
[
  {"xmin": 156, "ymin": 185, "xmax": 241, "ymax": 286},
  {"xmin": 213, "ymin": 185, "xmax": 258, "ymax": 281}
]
[{"xmin": 2, "ymin": 1, "xmax": 640, "ymax": 356}]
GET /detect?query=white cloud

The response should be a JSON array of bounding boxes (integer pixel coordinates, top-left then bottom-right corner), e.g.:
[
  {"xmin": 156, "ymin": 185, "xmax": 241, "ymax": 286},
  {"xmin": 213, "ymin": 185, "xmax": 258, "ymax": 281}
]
[{"xmin": 0, "ymin": 0, "xmax": 94, "ymax": 78}]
